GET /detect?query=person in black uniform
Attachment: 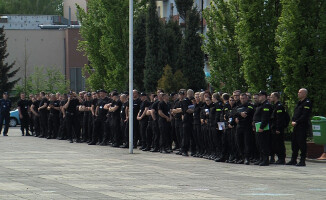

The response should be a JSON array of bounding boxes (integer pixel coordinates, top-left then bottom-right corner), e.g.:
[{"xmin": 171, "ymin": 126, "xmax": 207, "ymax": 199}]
[
  {"xmin": 253, "ymin": 91, "xmax": 273, "ymax": 166},
  {"xmin": 119, "ymin": 94, "xmax": 128, "ymax": 148},
  {"xmin": 158, "ymin": 93, "xmax": 171, "ymax": 153},
  {"xmin": 30, "ymin": 94, "xmax": 41, "ymax": 137},
  {"xmin": 137, "ymin": 92, "xmax": 150, "ymax": 150},
  {"xmin": 0, "ymin": 92, "xmax": 11, "ymax": 136},
  {"xmin": 80, "ymin": 92, "xmax": 92, "ymax": 142},
  {"xmin": 144, "ymin": 94, "xmax": 156, "ymax": 151},
  {"xmin": 211, "ymin": 93, "xmax": 224, "ymax": 161},
  {"xmin": 270, "ymin": 92, "xmax": 287, "ymax": 164},
  {"xmin": 181, "ymin": 89, "xmax": 195, "ymax": 156},
  {"xmin": 57, "ymin": 94, "xmax": 68, "ymax": 140},
  {"xmin": 108, "ymin": 92, "xmax": 122, "ymax": 147},
  {"xmin": 89, "ymin": 90, "xmax": 108, "ymax": 145},
  {"xmin": 38, "ymin": 92, "xmax": 49, "ymax": 138},
  {"xmin": 200, "ymin": 95, "xmax": 212, "ymax": 158},
  {"xmin": 193, "ymin": 92, "xmax": 203, "ymax": 157},
  {"xmin": 234, "ymin": 93, "xmax": 254, "ymax": 164},
  {"xmin": 88, "ymin": 92, "xmax": 98, "ymax": 143},
  {"xmin": 217, "ymin": 93, "xmax": 231, "ymax": 162},
  {"xmin": 224, "ymin": 96, "xmax": 238, "ymax": 163},
  {"xmin": 127, "ymin": 90, "xmax": 141, "ymax": 147},
  {"xmin": 28, "ymin": 94, "xmax": 35, "ymax": 135},
  {"xmin": 172, "ymin": 91, "xmax": 185, "ymax": 154},
  {"xmin": 150, "ymin": 90, "xmax": 163, "ymax": 152},
  {"xmin": 64, "ymin": 91, "xmax": 82, "ymax": 143},
  {"xmin": 17, "ymin": 93, "xmax": 31, "ymax": 136},
  {"xmin": 102, "ymin": 93, "xmax": 113, "ymax": 146},
  {"xmin": 47, "ymin": 94, "xmax": 60, "ymax": 139},
  {"xmin": 287, "ymin": 88, "xmax": 312, "ymax": 167}
]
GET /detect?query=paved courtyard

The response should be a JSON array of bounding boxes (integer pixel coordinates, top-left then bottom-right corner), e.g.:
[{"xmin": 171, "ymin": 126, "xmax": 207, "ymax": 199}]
[{"xmin": 0, "ymin": 127, "xmax": 325, "ymax": 200}]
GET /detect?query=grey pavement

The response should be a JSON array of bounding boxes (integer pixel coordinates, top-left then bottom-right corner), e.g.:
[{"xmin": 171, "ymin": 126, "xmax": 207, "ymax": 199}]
[{"xmin": 0, "ymin": 127, "xmax": 326, "ymax": 200}]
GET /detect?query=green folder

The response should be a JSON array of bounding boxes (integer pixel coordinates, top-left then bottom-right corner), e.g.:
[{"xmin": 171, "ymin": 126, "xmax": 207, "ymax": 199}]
[{"xmin": 255, "ymin": 122, "xmax": 269, "ymax": 132}]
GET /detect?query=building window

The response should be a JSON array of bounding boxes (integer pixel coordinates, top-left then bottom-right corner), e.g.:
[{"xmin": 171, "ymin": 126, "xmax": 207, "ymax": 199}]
[{"xmin": 70, "ymin": 67, "xmax": 85, "ymax": 92}]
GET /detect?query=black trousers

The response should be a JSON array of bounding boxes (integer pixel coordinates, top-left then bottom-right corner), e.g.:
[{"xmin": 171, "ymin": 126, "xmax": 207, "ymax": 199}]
[
  {"xmin": 152, "ymin": 120, "xmax": 160, "ymax": 149},
  {"xmin": 48, "ymin": 113, "xmax": 59, "ymax": 138},
  {"xmin": 221, "ymin": 128, "xmax": 231, "ymax": 159},
  {"xmin": 271, "ymin": 129, "xmax": 286, "ymax": 160},
  {"xmin": 146, "ymin": 121, "xmax": 153, "ymax": 149},
  {"xmin": 58, "ymin": 115, "xmax": 66, "ymax": 139},
  {"xmin": 139, "ymin": 119, "xmax": 147, "ymax": 148},
  {"xmin": 171, "ymin": 118, "xmax": 178, "ymax": 148},
  {"xmin": 92, "ymin": 117, "xmax": 105, "ymax": 143},
  {"xmin": 174, "ymin": 119, "xmax": 183, "ymax": 148},
  {"xmin": 33, "ymin": 115, "xmax": 41, "ymax": 136},
  {"xmin": 29, "ymin": 113, "xmax": 34, "ymax": 133},
  {"xmin": 201, "ymin": 124, "xmax": 209, "ymax": 153},
  {"xmin": 125, "ymin": 119, "xmax": 140, "ymax": 147},
  {"xmin": 0, "ymin": 112, "xmax": 10, "ymax": 135},
  {"xmin": 20, "ymin": 114, "xmax": 30, "ymax": 134},
  {"xmin": 39, "ymin": 112, "xmax": 48, "ymax": 137},
  {"xmin": 87, "ymin": 115, "xmax": 94, "ymax": 142},
  {"xmin": 159, "ymin": 118, "xmax": 168, "ymax": 150},
  {"xmin": 111, "ymin": 118, "xmax": 121, "ymax": 145},
  {"xmin": 103, "ymin": 117, "xmax": 111, "ymax": 143},
  {"xmin": 236, "ymin": 126, "xmax": 253, "ymax": 159},
  {"xmin": 121, "ymin": 119, "xmax": 127, "ymax": 145},
  {"xmin": 194, "ymin": 123, "xmax": 203, "ymax": 153},
  {"xmin": 66, "ymin": 112, "xmax": 80, "ymax": 141},
  {"xmin": 181, "ymin": 122, "xmax": 192, "ymax": 153},
  {"xmin": 257, "ymin": 130, "xmax": 271, "ymax": 159},
  {"xmin": 291, "ymin": 124, "xmax": 308, "ymax": 160}
]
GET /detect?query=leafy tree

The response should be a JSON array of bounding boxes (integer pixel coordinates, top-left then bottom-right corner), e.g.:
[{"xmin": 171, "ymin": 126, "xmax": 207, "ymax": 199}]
[
  {"xmin": 158, "ymin": 65, "xmax": 175, "ymax": 93},
  {"xmin": 158, "ymin": 65, "xmax": 188, "ymax": 93},
  {"xmin": 15, "ymin": 66, "xmax": 69, "ymax": 95},
  {"xmin": 0, "ymin": 26, "xmax": 19, "ymax": 94},
  {"xmin": 236, "ymin": 0, "xmax": 281, "ymax": 92},
  {"xmin": 144, "ymin": 0, "xmax": 162, "ymax": 92},
  {"xmin": 175, "ymin": 0, "xmax": 194, "ymax": 21},
  {"xmin": 276, "ymin": 0, "xmax": 326, "ymax": 115},
  {"xmin": 179, "ymin": 7, "xmax": 206, "ymax": 91},
  {"xmin": 133, "ymin": 9, "xmax": 147, "ymax": 91},
  {"xmin": 165, "ymin": 20, "xmax": 183, "ymax": 72},
  {"xmin": 203, "ymin": 0, "xmax": 247, "ymax": 92},
  {"xmin": 0, "ymin": 0, "xmax": 63, "ymax": 15},
  {"xmin": 78, "ymin": 0, "xmax": 129, "ymax": 91}
]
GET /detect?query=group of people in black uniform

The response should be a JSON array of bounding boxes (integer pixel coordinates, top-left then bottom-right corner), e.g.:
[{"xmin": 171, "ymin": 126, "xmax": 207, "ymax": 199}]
[{"xmin": 0, "ymin": 87, "xmax": 312, "ymax": 167}]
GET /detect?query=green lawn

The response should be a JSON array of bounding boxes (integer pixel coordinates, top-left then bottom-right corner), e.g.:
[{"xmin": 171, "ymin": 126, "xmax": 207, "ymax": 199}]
[{"xmin": 285, "ymin": 141, "xmax": 292, "ymax": 158}]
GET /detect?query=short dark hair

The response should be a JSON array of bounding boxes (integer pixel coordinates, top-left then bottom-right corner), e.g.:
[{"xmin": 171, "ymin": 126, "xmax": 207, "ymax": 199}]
[
  {"xmin": 222, "ymin": 93, "xmax": 230, "ymax": 101},
  {"xmin": 272, "ymin": 92, "xmax": 280, "ymax": 99},
  {"xmin": 240, "ymin": 93, "xmax": 247, "ymax": 97}
]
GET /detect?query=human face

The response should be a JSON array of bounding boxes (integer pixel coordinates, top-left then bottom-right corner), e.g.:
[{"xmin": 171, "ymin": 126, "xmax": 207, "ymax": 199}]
[
  {"xmin": 229, "ymin": 98, "xmax": 235, "ymax": 106},
  {"xmin": 270, "ymin": 94, "xmax": 277, "ymax": 103},
  {"xmin": 3, "ymin": 94, "xmax": 8, "ymax": 99},
  {"xmin": 298, "ymin": 89, "xmax": 307, "ymax": 100},
  {"xmin": 195, "ymin": 94, "xmax": 200, "ymax": 103},
  {"xmin": 253, "ymin": 95, "xmax": 259, "ymax": 104},
  {"xmin": 233, "ymin": 92, "xmax": 240, "ymax": 101},
  {"xmin": 20, "ymin": 93, "xmax": 25, "ymax": 100},
  {"xmin": 133, "ymin": 91, "xmax": 139, "ymax": 99},
  {"xmin": 205, "ymin": 98, "xmax": 211, "ymax": 105},
  {"xmin": 240, "ymin": 95, "xmax": 248, "ymax": 104},
  {"xmin": 258, "ymin": 95, "xmax": 266, "ymax": 103}
]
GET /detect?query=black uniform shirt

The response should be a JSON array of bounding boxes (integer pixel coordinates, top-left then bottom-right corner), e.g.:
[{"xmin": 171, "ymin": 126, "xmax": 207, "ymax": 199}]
[
  {"xmin": 66, "ymin": 98, "xmax": 80, "ymax": 114},
  {"xmin": 193, "ymin": 103, "xmax": 201, "ymax": 125},
  {"xmin": 151, "ymin": 100, "xmax": 160, "ymax": 121},
  {"xmin": 158, "ymin": 101, "xmax": 169, "ymax": 120},
  {"xmin": 39, "ymin": 97, "xmax": 49, "ymax": 114},
  {"xmin": 97, "ymin": 97, "xmax": 109, "ymax": 119},
  {"xmin": 139, "ymin": 100, "xmax": 150, "ymax": 120},
  {"xmin": 32, "ymin": 100, "xmax": 41, "ymax": 114},
  {"xmin": 0, "ymin": 99, "xmax": 11, "ymax": 114},
  {"xmin": 17, "ymin": 99, "xmax": 29, "ymax": 116},
  {"xmin": 292, "ymin": 98, "xmax": 312, "ymax": 126},
  {"xmin": 253, "ymin": 100, "xmax": 273, "ymax": 130},
  {"xmin": 182, "ymin": 97, "xmax": 193, "ymax": 123},
  {"xmin": 173, "ymin": 100, "xmax": 182, "ymax": 120},
  {"xmin": 111, "ymin": 100, "xmax": 122, "ymax": 119},
  {"xmin": 235, "ymin": 102, "xmax": 254, "ymax": 127},
  {"xmin": 271, "ymin": 101, "xmax": 286, "ymax": 131},
  {"xmin": 49, "ymin": 100, "xmax": 60, "ymax": 115},
  {"xmin": 120, "ymin": 101, "xmax": 128, "ymax": 121}
]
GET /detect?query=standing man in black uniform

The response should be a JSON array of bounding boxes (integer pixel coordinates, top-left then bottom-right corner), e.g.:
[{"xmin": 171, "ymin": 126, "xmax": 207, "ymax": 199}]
[
  {"xmin": 38, "ymin": 92, "xmax": 49, "ymax": 138},
  {"xmin": 58, "ymin": 94, "xmax": 68, "ymax": 140},
  {"xmin": 108, "ymin": 92, "xmax": 122, "ymax": 147},
  {"xmin": 31, "ymin": 94, "xmax": 41, "ymax": 137},
  {"xmin": 181, "ymin": 89, "xmax": 195, "ymax": 156},
  {"xmin": 47, "ymin": 94, "xmax": 60, "ymax": 139},
  {"xmin": 119, "ymin": 94, "xmax": 128, "ymax": 148},
  {"xmin": 0, "ymin": 92, "xmax": 11, "ymax": 136},
  {"xmin": 89, "ymin": 90, "xmax": 108, "ymax": 145},
  {"xmin": 158, "ymin": 93, "xmax": 171, "ymax": 153},
  {"xmin": 270, "ymin": 92, "xmax": 287, "ymax": 164},
  {"xmin": 17, "ymin": 93, "xmax": 31, "ymax": 136},
  {"xmin": 253, "ymin": 91, "xmax": 273, "ymax": 166},
  {"xmin": 172, "ymin": 91, "xmax": 185, "ymax": 153},
  {"xmin": 137, "ymin": 92, "xmax": 150, "ymax": 150},
  {"xmin": 287, "ymin": 88, "xmax": 312, "ymax": 167},
  {"xmin": 80, "ymin": 92, "xmax": 92, "ymax": 142},
  {"xmin": 235, "ymin": 93, "xmax": 254, "ymax": 164},
  {"xmin": 64, "ymin": 91, "xmax": 82, "ymax": 143},
  {"xmin": 150, "ymin": 91, "xmax": 163, "ymax": 152},
  {"xmin": 28, "ymin": 94, "xmax": 35, "ymax": 135}
]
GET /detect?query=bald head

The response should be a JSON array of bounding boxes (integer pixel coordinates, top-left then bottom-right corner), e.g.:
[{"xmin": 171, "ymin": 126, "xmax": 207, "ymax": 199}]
[{"xmin": 298, "ymin": 88, "xmax": 308, "ymax": 100}]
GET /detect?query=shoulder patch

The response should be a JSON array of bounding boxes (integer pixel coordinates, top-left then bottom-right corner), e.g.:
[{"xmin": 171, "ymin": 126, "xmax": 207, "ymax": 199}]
[
  {"xmin": 304, "ymin": 106, "xmax": 310, "ymax": 109},
  {"xmin": 216, "ymin": 108, "xmax": 222, "ymax": 112},
  {"xmin": 263, "ymin": 108, "xmax": 270, "ymax": 111},
  {"xmin": 277, "ymin": 110, "xmax": 283, "ymax": 113},
  {"xmin": 248, "ymin": 106, "xmax": 253, "ymax": 109}
]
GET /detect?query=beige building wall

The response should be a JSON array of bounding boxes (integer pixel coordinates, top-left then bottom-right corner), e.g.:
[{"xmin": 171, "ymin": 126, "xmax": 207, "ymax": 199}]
[
  {"xmin": 4, "ymin": 29, "xmax": 66, "ymax": 83},
  {"xmin": 63, "ymin": 0, "xmax": 87, "ymax": 22}
]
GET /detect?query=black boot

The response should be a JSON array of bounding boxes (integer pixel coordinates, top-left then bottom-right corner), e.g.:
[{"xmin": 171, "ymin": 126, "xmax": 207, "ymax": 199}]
[
  {"xmin": 269, "ymin": 156, "xmax": 275, "ymax": 164},
  {"xmin": 296, "ymin": 158, "xmax": 306, "ymax": 167},
  {"xmin": 286, "ymin": 159, "xmax": 297, "ymax": 165},
  {"xmin": 275, "ymin": 158, "xmax": 286, "ymax": 165},
  {"xmin": 259, "ymin": 156, "xmax": 269, "ymax": 166}
]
